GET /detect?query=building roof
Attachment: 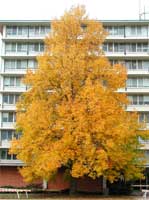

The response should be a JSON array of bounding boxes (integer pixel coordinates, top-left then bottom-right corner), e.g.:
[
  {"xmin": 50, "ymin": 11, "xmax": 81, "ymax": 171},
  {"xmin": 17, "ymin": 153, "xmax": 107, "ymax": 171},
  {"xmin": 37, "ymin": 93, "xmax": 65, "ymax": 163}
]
[
  {"xmin": 0, "ymin": 20, "xmax": 51, "ymax": 25},
  {"xmin": 0, "ymin": 19, "xmax": 149, "ymax": 26}
]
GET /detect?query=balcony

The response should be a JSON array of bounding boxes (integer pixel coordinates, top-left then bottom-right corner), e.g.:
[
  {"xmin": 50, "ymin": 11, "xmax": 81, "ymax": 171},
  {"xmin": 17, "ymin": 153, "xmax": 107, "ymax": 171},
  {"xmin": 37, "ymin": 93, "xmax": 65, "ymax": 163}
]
[
  {"xmin": 4, "ymin": 26, "xmax": 50, "ymax": 41},
  {"xmin": 106, "ymin": 35, "xmax": 149, "ymax": 41},
  {"xmin": 140, "ymin": 143, "xmax": 149, "ymax": 150},
  {"xmin": 105, "ymin": 51, "xmax": 149, "ymax": 58},
  {"xmin": 141, "ymin": 123, "xmax": 149, "ymax": 130},
  {"xmin": 139, "ymin": 138, "xmax": 149, "ymax": 150},
  {"xmin": 3, "ymin": 86, "xmax": 27, "ymax": 92},
  {"xmin": 127, "ymin": 105, "xmax": 149, "ymax": 112},
  {"xmin": 3, "ymin": 68, "xmax": 36, "ymax": 75},
  {"xmin": 127, "ymin": 69, "xmax": 149, "ymax": 76},
  {"xmin": 3, "ymin": 51, "xmax": 43, "ymax": 58},
  {"xmin": 3, "ymin": 35, "xmax": 45, "ymax": 41},
  {"xmin": 3, "ymin": 68, "xmax": 27, "ymax": 75},
  {"xmin": 0, "ymin": 140, "xmax": 10, "ymax": 148},
  {"xmin": 1, "ymin": 122, "xmax": 16, "ymax": 129},
  {"xmin": 1, "ymin": 104, "xmax": 16, "ymax": 111},
  {"xmin": 118, "ymin": 87, "xmax": 149, "ymax": 94},
  {"xmin": 0, "ymin": 159, "xmax": 23, "ymax": 166}
]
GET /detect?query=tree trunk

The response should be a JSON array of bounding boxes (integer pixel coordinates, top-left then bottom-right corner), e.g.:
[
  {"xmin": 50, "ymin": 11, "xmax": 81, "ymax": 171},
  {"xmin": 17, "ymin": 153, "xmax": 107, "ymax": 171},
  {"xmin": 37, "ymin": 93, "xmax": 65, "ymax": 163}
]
[
  {"xmin": 103, "ymin": 177, "xmax": 109, "ymax": 195},
  {"xmin": 69, "ymin": 177, "xmax": 77, "ymax": 195},
  {"xmin": 43, "ymin": 179, "xmax": 48, "ymax": 190}
]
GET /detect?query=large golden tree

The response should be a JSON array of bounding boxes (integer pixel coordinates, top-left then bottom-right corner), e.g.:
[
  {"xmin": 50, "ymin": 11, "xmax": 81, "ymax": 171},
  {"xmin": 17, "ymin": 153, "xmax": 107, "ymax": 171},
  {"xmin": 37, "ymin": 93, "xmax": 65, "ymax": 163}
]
[{"xmin": 11, "ymin": 6, "xmax": 147, "ymax": 183}]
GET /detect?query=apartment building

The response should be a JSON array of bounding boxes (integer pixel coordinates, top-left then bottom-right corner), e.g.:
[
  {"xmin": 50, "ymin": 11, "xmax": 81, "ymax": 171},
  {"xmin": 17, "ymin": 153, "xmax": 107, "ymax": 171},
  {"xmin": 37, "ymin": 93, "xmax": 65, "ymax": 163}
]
[
  {"xmin": 0, "ymin": 21, "xmax": 51, "ymax": 187},
  {"xmin": 103, "ymin": 21, "xmax": 149, "ymax": 185},
  {"xmin": 0, "ymin": 20, "xmax": 149, "ymax": 188}
]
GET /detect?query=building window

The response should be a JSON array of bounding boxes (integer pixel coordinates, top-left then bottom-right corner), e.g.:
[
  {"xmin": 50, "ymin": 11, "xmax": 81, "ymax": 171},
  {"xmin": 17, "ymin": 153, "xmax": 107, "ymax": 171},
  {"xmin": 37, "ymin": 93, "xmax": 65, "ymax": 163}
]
[
  {"xmin": 139, "ymin": 113, "xmax": 149, "ymax": 123},
  {"xmin": 103, "ymin": 43, "xmax": 107, "ymax": 52},
  {"xmin": 3, "ymin": 94, "xmax": 20, "ymax": 104},
  {"xmin": 4, "ymin": 60, "xmax": 16, "ymax": 69},
  {"xmin": 5, "ymin": 43, "xmax": 16, "ymax": 53},
  {"xmin": 1, "ymin": 130, "xmax": 13, "ymax": 141},
  {"xmin": 104, "ymin": 43, "xmax": 149, "ymax": 53},
  {"xmin": 108, "ymin": 43, "xmax": 113, "ymax": 52},
  {"xmin": 128, "ymin": 95, "xmax": 149, "ymax": 105},
  {"xmin": 1, "ymin": 130, "xmax": 21, "ymax": 141},
  {"xmin": 125, "ymin": 26, "xmax": 148, "ymax": 37},
  {"xmin": 1, "ymin": 149, "xmax": 11, "ymax": 159},
  {"xmin": 4, "ymin": 76, "xmax": 24, "ymax": 87},
  {"xmin": 138, "ymin": 61, "xmax": 143, "ymax": 69},
  {"xmin": 6, "ymin": 26, "xmax": 28, "ymax": 37},
  {"xmin": 127, "ymin": 78, "xmax": 149, "ymax": 88},
  {"xmin": 6, "ymin": 26, "xmax": 17, "ymax": 36},
  {"xmin": 104, "ymin": 26, "xmax": 124, "ymax": 36},
  {"xmin": 16, "ymin": 60, "xmax": 27, "ymax": 69},
  {"xmin": 28, "ymin": 60, "xmax": 38, "ymax": 69},
  {"xmin": 142, "ymin": 61, "xmax": 149, "ymax": 69},
  {"xmin": 17, "ymin": 44, "xmax": 27, "ymax": 53},
  {"xmin": 28, "ymin": 43, "xmax": 44, "ymax": 53},
  {"xmin": 29, "ymin": 26, "xmax": 50, "ymax": 37},
  {"xmin": 104, "ymin": 43, "xmax": 125, "ymax": 52},
  {"xmin": 2, "ymin": 112, "xmax": 16, "ymax": 123},
  {"xmin": 124, "ymin": 60, "xmax": 149, "ymax": 70},
  {"xmin": 18, "ymin": 26, "xmax": 28, "ymax": 36},
  {"xmin": 131, "ymin": 26, "xmax": 136, "ymax": 35},
  {"xmin": 4, "ymin": 59, "xmax": 37, "ymax": 70},
  {"xmin": 132, "ymin": 44, "xmax": 137, "ymax": 52},
  {"xmin": 5, "ymin": 43, "xmax": 44, "ymax": 54},
  {"xmin": 0, "ymin": 149, "xmax": 17, "ymax": 160}
]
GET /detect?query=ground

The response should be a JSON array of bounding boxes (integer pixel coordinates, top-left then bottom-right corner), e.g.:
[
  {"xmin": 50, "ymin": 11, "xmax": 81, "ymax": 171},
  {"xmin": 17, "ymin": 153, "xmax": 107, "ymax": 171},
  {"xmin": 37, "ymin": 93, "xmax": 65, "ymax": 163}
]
[{"xmin": 0, "ymin": 195, "xmax": 143, "ymax": 200}]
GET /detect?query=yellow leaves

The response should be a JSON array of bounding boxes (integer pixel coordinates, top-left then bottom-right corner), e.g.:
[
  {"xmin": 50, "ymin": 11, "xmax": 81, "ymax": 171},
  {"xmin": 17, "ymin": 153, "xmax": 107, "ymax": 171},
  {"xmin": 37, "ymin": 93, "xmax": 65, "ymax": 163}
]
[
  {"xmin": 106, "ymin": 140, "xmax": 115, "ymax": 149},
  {"xmin": 10, "ymin": 5, "xmax": 148, "ymax": 183}
]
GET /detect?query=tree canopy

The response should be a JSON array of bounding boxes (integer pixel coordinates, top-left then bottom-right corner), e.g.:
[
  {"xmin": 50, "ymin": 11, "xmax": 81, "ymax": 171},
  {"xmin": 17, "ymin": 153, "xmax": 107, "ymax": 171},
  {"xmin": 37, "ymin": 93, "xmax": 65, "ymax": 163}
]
[{"xmin": 11, "ymin": 5, "xmax": 148, "ymax": 183}]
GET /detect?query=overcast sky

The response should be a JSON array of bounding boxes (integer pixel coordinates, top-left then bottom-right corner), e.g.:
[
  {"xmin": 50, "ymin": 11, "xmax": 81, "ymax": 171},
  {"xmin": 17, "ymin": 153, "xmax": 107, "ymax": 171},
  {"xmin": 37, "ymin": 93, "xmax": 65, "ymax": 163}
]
[{"xmin": 1, "ymin": 0, "xmax": 149, "ymax": 20}]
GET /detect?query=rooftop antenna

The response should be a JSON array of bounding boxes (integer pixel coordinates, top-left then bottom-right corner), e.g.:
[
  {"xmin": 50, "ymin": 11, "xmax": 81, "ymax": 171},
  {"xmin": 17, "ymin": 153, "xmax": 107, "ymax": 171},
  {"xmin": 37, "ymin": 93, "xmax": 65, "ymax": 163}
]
[
  {"xmin": 139, "ymin": 0, "xmax": 149, "ymax": 20},
  {"xmin": 139, "ymin": 0, "xmax": 141, "ymax": 19},
  {"xmin": 144, "ymin": 6, "xmax": 146, "ymax": 19}
]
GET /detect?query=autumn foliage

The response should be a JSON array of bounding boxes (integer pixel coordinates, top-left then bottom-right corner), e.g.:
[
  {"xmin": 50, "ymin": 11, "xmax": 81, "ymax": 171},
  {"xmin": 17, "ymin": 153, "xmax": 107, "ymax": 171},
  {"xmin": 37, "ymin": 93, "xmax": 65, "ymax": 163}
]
[{"xmin": 11, "ymin": 6, "xmax": 147, "ymax": 183}]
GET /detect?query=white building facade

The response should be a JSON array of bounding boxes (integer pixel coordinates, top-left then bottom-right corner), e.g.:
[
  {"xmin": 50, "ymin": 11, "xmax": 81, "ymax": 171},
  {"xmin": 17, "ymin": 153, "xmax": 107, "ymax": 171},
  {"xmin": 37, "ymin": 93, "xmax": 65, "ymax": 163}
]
[
  {"xmin": 0, "ymin": 20, "xmax": 149, "ymax": 187},
  {"xmin": 0, "ymin": 21, "xmax": 51, "ymax": 187},
  {"xmin": 103, "ymin": 20, "xmax": 149, "ymax": 174}
]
